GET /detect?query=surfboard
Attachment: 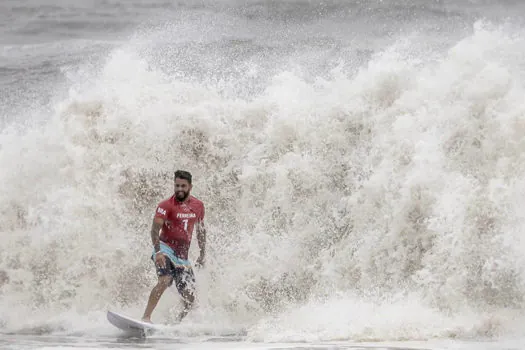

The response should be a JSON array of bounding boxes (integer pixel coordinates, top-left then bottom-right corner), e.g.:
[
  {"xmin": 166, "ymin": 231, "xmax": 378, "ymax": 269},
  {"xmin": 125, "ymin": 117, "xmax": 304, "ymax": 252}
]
[{"xmin": 107, "ymin": 310, "xmax": 161, "ymax": 335}]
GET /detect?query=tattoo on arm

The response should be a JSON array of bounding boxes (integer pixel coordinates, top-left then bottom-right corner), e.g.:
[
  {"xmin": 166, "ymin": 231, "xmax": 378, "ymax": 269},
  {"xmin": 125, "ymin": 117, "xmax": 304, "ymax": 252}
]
[
  {"xmin": 197, "ymin": 222, "xmax": 206, "ymax": 256},
  {"xmin": 150, "ymin": 218, "xmax": 164, "ymax": 252}
]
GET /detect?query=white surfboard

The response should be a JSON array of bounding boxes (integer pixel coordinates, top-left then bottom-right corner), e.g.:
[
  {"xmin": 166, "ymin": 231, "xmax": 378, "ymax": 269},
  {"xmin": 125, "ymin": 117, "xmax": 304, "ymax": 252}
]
[{"xmin": 107, "ymin": 310, "xmax": 161, "ymax": 334}]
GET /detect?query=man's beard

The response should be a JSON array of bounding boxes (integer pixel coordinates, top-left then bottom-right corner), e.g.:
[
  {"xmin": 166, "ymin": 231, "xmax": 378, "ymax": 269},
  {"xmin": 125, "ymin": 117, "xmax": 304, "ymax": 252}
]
[{"xmin": 175, "ymin": 191, "xmax": 189, "ymax": 201}]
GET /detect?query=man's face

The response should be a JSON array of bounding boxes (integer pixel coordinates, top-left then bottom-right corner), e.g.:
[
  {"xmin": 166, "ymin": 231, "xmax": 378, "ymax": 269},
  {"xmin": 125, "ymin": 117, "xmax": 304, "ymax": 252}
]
[{"xmin": 174, "ymin": 178, "xmax": 192, "ymax": 201}]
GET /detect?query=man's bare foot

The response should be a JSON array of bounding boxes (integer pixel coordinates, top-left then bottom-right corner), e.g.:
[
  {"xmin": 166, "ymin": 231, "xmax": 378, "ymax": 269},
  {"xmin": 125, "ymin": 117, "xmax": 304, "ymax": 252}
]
[{"xmin": 141, "ymin": 317, "xmax": 152, "ymax": 323}]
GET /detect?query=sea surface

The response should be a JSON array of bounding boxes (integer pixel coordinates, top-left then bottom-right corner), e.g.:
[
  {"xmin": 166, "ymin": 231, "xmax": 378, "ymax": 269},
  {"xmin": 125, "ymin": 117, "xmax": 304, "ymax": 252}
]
[{"xmin": 2, "ymin": 1, "xmax": 525, "ymax": 349}]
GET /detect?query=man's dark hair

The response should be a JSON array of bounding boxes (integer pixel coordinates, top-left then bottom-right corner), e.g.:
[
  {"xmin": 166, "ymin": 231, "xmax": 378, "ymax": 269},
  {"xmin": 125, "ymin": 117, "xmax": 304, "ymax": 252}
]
[{"xmin": 174, "ymin": 170, "xmax": 192, "ymax": 184}]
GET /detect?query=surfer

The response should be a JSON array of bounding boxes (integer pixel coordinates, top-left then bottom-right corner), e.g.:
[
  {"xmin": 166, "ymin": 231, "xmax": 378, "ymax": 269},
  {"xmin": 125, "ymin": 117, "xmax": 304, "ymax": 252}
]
[{"xmin": 141, "ymin": 170, "xmax": 206, "ymax": 323}]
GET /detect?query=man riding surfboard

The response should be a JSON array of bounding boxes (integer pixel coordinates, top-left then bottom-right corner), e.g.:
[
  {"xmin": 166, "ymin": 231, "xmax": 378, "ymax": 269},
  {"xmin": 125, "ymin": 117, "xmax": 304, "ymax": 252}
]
[{"xmin": 141, "ymin": 170, "xmax": 206, "ymax": 323}]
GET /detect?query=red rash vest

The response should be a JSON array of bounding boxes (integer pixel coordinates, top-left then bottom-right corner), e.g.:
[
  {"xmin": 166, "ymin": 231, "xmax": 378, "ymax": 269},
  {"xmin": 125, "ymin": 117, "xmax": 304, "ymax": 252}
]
[{"xmin": 154, "ymin": 195, "xmax": 205, "ymax": 260}]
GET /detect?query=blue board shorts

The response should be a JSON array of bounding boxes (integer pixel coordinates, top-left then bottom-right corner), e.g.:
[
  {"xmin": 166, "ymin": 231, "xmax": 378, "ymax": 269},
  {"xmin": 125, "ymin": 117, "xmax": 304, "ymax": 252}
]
[{"xmin": 151, "ymin": 242, "xmax": 196, "ymax": 296}]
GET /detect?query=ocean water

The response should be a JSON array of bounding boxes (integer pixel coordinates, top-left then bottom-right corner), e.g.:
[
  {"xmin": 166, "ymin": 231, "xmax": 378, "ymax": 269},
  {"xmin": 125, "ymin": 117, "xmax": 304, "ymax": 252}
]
[{"xmin": 2, "ymin": 1, "xmax": 525, "ymax": 349}]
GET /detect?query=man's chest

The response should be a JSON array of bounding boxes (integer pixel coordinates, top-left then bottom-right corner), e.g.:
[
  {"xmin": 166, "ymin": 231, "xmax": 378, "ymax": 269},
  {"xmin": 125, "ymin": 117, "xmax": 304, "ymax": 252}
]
[{"xmin": 166, "ymin": 203, "xmax": 198, "ymax": 223}]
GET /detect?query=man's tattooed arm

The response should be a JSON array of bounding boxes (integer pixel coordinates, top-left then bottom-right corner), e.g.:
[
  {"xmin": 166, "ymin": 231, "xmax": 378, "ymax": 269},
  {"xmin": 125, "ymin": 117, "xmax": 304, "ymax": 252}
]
[{"xmin": 151, "ymin": 217, "xmax": 164, "ymax": 252}]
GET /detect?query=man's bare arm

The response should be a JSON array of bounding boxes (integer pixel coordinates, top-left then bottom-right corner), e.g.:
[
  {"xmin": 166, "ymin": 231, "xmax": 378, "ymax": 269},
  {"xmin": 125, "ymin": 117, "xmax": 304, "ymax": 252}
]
[
  {"xmin": 197, "ymin": 221, "xmax": 206, "ymax": 258},
  {"xmin": 151, "ymin": 217, "xmax": 164, "ymax": 252}
]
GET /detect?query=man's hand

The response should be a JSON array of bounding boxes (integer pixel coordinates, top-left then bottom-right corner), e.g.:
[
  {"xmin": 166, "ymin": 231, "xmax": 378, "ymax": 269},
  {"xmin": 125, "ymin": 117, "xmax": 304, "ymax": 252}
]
[
  {"xmin": 155, "ymin": 252, "xmax": 166, "ymax": 269},
  {"xmin": 195, "ymin": 254, "xmax": 205, "ymax": 268}
]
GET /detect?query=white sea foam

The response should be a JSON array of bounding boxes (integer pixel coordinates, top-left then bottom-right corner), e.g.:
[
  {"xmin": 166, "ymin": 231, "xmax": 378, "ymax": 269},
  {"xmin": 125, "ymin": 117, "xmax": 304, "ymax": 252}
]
[{"xmin": 2, "ymin": 21, "xmax": 525, "ymax": 342}]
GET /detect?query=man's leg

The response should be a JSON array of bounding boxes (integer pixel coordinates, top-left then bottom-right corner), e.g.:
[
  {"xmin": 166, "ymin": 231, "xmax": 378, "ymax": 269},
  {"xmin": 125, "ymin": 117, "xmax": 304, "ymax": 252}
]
[
  {"xmin": 177, "ymin": 289, "xmax": 195, "ymax": 322},
  {"xmin": 142, "ymin": 261, "xmax": 174, "ymax": 323},
  {"xmin": 173, "ymin": 267, "xmax": 196, "ymax": 322}
]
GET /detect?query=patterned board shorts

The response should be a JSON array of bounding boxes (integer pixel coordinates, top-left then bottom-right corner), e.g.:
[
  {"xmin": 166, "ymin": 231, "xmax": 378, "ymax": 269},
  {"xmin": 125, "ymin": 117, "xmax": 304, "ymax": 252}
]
[{"xmin": 152, "ymin": 242, "xmax": 196, "ymax": 296}]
